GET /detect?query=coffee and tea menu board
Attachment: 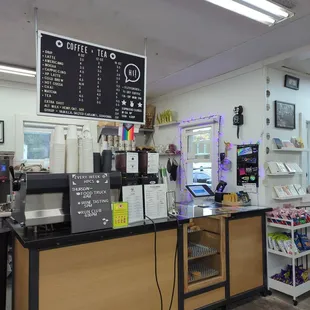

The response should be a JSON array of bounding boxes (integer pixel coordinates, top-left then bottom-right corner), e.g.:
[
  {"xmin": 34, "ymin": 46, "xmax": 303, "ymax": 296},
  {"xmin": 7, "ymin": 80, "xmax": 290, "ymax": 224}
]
[
  {"xmin": 69, "ymin": 173, "xmax": 112, "ymax": 233},
  {"xmin": 38, "ymin": 31, "xmax": 146, "ymax": 124}
]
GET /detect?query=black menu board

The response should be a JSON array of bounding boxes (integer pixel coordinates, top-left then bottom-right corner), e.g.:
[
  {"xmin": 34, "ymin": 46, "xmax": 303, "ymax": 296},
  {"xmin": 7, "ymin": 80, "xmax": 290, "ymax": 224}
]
[
  {"xmin": 69, "ymin": 173, "xmax": 112, "ymax": 233},
  {"xmin": 37, "ymin": 31, "xmax": 146, "ymax": 124}
]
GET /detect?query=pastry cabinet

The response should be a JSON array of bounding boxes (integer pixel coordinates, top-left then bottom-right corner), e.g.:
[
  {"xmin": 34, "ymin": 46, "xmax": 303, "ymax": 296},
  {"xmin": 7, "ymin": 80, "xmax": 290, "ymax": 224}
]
[{"xmin": 182, "ymin": 216, "xmax": 226, "ymax": 310}]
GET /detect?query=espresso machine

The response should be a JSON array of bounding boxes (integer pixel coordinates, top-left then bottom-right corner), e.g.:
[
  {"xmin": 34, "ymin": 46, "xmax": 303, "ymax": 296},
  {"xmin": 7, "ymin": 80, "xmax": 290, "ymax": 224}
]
[
  {"xmin": 11, "ymin": 172, "xmax": 122, "ymax": 228},
  {"xmin": 0, "ymin": 152, "xmax": 14, "ymax": 225}
]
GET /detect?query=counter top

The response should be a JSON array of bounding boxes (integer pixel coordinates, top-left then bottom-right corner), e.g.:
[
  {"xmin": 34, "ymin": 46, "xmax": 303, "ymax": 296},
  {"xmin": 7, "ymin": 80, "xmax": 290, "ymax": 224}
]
[
  {"xmin": 8, "ymin": 203, "xmax": 272, "ymax": 250},
  {"xmin": 177, "ymin": 202, "xmax": 272, "ymax": 220},
  {"xmin": 7, "ymin": 216, "xmax": 184, "ymax": 250}
]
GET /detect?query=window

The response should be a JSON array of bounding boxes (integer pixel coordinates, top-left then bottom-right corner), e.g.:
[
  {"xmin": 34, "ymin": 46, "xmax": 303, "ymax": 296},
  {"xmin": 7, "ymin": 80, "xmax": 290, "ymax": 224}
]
[
  {"xmin": 181, "ymin": 120, "xmax": 219, "ymax": 190},
  {"xmin": 24, "ymin": 130, "xmax": 51, "ymax": 160},
  {"xmin": 15, "ymin": 115, "xmax": 91, "ymax": 164}
]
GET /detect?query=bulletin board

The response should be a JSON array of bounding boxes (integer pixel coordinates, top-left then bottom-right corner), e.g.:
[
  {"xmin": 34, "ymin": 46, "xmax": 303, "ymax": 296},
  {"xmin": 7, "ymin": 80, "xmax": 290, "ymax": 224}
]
[{"xmin": 236, "ymin": 144, "xmax": 259, "ymax": 187}]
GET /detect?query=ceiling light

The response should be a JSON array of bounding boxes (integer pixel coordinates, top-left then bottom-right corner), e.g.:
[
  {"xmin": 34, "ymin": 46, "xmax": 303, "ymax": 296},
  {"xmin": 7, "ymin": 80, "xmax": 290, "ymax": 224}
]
[
  {"xmin": 242, "ymin": 0, "xmax": 291, "ymax": 18},
  {"xmin": 205, "ymin": 0, "xmax": 294, "ymax": 26},
  {"xmin": 0, "ymin": 64, "xmax": 36, "ymax": 77}
]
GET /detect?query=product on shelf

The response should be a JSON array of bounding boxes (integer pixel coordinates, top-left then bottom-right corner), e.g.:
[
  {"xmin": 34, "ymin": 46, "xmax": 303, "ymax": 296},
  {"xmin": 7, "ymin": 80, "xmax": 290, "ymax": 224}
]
[
  {"xmin": 273, "ymin": 138, "xmax": 283, "ymax": 149},
  {"xmin": 268, "ymin": 232, "xmax": 299, "ymax": 255},
  {"xmin": 188, "ymin": 220, "xmax": 201, "ymax": 233},
  {"xmin": 271, "ymin": 265, "xmax": 308, "ymax": 286},
  {"xmin": 188, "ymin": 263, "xmax": 219, "ymax": 283},
  {"xmin": 267, "ymin": 207, "xmax": 310, "ymax": 226},
  {"xmin": 273, "ymin": 184, "xmax": 306, "ymax": 198}
]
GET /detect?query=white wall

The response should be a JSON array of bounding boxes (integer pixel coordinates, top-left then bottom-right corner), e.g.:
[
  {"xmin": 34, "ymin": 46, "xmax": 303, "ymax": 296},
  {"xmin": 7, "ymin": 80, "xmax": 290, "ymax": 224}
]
[
  {"xmin": 0, "ymin": 80, "xmax": 98, "ymax": 161},
  {"xmin": 0, "ymin": 81, "xmax": 36, "ymax": 152},
  {"xmin": 152, "ymin": 68, "xmax": 267, "ymax": 204},
  {"xmin": 265, "ymin": 67, "xmax": 310, "ymax": 207}
]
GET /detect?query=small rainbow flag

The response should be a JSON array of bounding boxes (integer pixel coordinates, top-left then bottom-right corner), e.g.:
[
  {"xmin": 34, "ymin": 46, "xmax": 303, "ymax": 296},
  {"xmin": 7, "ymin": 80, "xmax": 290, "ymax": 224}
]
[{"xmin": 122, "ymin": 124, "xmax": 135, "ymax": 141}]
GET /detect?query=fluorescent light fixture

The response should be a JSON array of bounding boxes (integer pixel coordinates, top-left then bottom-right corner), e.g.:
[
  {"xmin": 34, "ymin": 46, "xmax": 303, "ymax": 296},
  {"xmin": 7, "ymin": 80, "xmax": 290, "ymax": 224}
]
[
  {"xmin": 242, "ymin": 0, "xmax": 290, "ymax": 18},
  {"xmin": 205, "ymin": 0, "xmax": 294, "ymax": 26},
  {"xmin": 0, "ymin": 64, "xmax": 36, "ymax": 77}
]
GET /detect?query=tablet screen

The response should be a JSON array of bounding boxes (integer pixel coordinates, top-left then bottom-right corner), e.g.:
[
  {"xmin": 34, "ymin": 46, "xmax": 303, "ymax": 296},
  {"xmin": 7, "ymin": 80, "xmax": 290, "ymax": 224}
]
[{"xmin": 186, "ymin": 184, "xmax": 214, "ymax": 198}]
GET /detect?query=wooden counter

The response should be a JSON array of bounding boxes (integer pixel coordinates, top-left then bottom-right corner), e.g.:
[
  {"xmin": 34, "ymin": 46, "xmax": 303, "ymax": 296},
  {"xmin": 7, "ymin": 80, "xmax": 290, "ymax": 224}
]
[
  {"xmin": 13, "ymin": 229, "xmax": 178, "ymax": 310},
  {"xmin": 9, "ymin": 206, "xmax": 271, "ymax": 310}
]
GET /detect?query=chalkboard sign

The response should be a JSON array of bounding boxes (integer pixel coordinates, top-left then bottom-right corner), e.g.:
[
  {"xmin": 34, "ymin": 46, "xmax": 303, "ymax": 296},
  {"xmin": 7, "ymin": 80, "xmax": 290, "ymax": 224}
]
[
  {"xmin": 69, "ymin": 173, "xmax": 112, "ymax": 233},
  {"xmin": 37, "ymin": 31, "xmax": 146, "ymax": 124}
]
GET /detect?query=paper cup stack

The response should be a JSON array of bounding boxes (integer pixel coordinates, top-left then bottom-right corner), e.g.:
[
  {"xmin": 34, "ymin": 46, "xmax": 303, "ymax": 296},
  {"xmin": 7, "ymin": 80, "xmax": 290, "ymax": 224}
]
[
  {"xmin": 66, "ymin": 125, "xmax": 78, "ymax": 173},
  {"xmin": 80, "ymin": 125, "xmax": 94, "ymax": 173},
  {"xmin": 78, "ymin": 135, "xmax": 83, "ymax": 173},
  {"xmin": 50, "ymin": 126, "xmax": 65, "ymax": 173}
]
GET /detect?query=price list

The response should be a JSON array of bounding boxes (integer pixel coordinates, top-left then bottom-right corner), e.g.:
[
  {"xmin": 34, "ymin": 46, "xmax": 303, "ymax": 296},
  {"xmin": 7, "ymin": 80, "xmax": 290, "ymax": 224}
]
[{"xmin": 38, "ymin": 31, "xmax": 146, "ymax": 123}]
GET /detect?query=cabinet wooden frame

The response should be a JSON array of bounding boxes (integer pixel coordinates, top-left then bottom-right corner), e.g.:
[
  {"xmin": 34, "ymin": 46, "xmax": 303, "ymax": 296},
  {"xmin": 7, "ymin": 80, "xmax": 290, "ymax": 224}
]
[{"xmin": 184, "ymin": 216, "xmax": 226, "ymax": 293}]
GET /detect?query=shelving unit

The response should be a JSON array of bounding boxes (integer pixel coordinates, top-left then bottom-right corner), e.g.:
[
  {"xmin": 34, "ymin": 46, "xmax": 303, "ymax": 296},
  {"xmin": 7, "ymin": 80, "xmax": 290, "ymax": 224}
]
[
  {"xmin": 266, "ymin": 145, "xmax": 307, "ymax": 204},
  {"xmin": 267, "ymin": 172, "xmax": 302, "ymax": 176},
  {"xmin": 273, "ymin": 195, "xmax": 305, "ymax": 201},
  {"xmin": 266, "ymin": 217, "xmax": 310, "ymax": 305},
  {"xmin": 272, "ymin": 148, "xmax": 309, "ymax": 152},
  {"xmin": 155, "ymin": 121, "xmax": 179, "ymax": 127},
  {"xmin": 184, "ymin": 216, "xmax": 225, "ymax": 293}
]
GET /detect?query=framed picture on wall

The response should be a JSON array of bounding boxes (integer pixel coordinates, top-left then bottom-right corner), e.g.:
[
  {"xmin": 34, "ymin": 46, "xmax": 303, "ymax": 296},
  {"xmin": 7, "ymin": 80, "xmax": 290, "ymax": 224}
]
[
  {"xmin": 275, "ymin": 101, "xmax": 295, "ymax": 130},
  {"xmin": 0, "ymin": 121, "xmax": 4, "ymax": 144},
  {"xmin": 284, "ymin": 75, "xmax": 299, "ymax": 90}
]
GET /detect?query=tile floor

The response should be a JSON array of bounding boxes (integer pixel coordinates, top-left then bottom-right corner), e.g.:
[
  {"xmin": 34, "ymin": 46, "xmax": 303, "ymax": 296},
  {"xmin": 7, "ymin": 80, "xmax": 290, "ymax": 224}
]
[{"xmin": 5, "ymin": 284, "xmax": 310, "ymax": 310}]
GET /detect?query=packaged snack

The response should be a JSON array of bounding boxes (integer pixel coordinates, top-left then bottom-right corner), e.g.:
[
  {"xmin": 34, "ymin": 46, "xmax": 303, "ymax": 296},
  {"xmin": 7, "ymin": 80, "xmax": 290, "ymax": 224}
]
[
  {"xmin": 268, "ymin": 233, "xmax": 274, "ymax": 250},
  {"xmin": 294, "ymin": 233, "xmax": 303, "ymax": 252},
  {"xmin": 276, "ymin": 235, "xmax": 287, "ymax": 253},
  {"xmin": 299, "ymin": 234, "xmax": 310, "ymax": 251}
]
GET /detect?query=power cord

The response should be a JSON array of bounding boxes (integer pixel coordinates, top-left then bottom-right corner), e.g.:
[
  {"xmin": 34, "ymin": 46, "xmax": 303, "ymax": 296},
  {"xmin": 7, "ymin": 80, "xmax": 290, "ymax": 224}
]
[
  {"xmin": 145, "ymin": 216, "xmax": 163, "ymax": 310},
  {"xmin": 168, "ymin": 215, "xmax": 180, "ymax": 310}
]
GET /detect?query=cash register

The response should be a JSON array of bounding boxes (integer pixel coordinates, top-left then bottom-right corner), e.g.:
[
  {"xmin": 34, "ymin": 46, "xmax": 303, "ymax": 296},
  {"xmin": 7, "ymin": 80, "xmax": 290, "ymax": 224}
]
[{"xmin": 185, "ymin": 184, "xmax": 216, "ymax": 207}]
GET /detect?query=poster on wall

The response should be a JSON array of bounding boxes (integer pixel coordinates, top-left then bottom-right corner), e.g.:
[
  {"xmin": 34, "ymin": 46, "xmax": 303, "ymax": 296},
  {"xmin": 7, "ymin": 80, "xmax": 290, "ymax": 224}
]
[
  {"xmin": 37, "ymin": 31, "xmax": 146, "ymax": 124},
  {"xmin": 236, "ymin": 144, "xmax": 259, "ymax": 187}
]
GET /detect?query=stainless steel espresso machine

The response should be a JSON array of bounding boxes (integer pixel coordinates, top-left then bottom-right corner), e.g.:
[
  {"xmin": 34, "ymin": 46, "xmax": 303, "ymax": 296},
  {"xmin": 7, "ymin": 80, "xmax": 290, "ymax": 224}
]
[
  {"xmin": 11, "ymin": 171, "xmax": 122, "ymax": 228},
  {"xmin": 0, "ymin": 152, "xmax": 14, "ymax": 226}
]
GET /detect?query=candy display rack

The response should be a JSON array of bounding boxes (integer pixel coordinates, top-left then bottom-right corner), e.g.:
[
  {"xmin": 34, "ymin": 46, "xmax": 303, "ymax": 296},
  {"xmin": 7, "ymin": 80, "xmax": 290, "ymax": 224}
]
[
  {"xmin": 183, "ymin": 216, "xmax": 226, "ymax": 293},
  {"xmin": 266, "ymin": 216, "xmax": 310, "ymax": 306}
]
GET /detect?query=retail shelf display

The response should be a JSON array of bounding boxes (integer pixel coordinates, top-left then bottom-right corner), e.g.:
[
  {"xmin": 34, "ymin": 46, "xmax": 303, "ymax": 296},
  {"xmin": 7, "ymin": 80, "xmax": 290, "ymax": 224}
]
[
  {"xmin": 155, "ymin": 121, "xmax": 179, "ymax": 127},
  {"xmin": 267, "ymin": 172, "xmax": 302, "ymax": 176},
  {"xmin": 272, "ymin": 148, "xmax": 309, "ymax": 152},
  {"xmin": 267, "ymin": 215, "xmax": 310, "ymax": 305},
  {"xmin": 273, "ymin": 195, "xmax": 305, "ymax": 201}
]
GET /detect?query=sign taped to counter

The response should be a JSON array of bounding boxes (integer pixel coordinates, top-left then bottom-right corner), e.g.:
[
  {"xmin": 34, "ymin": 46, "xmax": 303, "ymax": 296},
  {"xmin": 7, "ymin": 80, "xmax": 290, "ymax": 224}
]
[
  {"xmin": 69, "ymin": 173, "xmax": 112, "ymax": 233},
  {"xmin": 37, "ymin": 31, "xmax": 146, "ymax": 124}
]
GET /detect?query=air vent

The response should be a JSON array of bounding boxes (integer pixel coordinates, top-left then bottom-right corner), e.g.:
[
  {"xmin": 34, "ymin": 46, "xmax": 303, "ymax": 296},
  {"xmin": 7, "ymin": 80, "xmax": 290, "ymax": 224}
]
[
  {"xmin": 272, "ymin": 0, "xmax": 297, "ymax": 9},
  {"xmin": 282, "ymin": 66, "xmax": 310, "ymax": 76}
]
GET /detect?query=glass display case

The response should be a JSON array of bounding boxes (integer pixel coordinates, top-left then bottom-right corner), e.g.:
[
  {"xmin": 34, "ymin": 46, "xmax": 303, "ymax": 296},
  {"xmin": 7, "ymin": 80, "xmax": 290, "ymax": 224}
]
[{"xmin": 183, "ymin": 216, "xmax": 226, "ymax": 293}]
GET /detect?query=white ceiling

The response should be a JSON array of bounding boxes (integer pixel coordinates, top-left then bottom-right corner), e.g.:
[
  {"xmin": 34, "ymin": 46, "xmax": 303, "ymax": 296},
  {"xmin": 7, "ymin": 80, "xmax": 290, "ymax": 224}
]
[{"xmin": 1, "ymin": 0, "xmax": 310, "ymax": 97}]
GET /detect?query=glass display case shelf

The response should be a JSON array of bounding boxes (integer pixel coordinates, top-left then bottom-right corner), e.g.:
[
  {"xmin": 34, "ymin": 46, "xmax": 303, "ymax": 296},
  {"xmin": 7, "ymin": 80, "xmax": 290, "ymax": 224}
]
[
  {"xmin": 188, "ymin": 263, "xmax": 220, "ymax": 284},
  {"xmin": 188, "ymin": 242, "xmax": 217, "ymax": 261}
]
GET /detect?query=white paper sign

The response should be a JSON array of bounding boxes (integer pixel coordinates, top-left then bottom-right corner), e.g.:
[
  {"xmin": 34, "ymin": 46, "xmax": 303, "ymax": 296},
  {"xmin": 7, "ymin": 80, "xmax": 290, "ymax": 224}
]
[
  {"xmin": 144, "ymin": 184, "xmax": 167, "ymax": 219},
  {"xmin": 122, "ymin": 185, "xmax": 144, "ymax": 223},
  {"xmin": 243, "ymin": 183, "xmax": 257, "ymax": 193},
  {"xmin": 147, "ymin": 153, "xmax": 159, "ymax": 174},
  {"xmin": 126, "ymin": 152, "xmax": 139, "ymax": 173}
]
